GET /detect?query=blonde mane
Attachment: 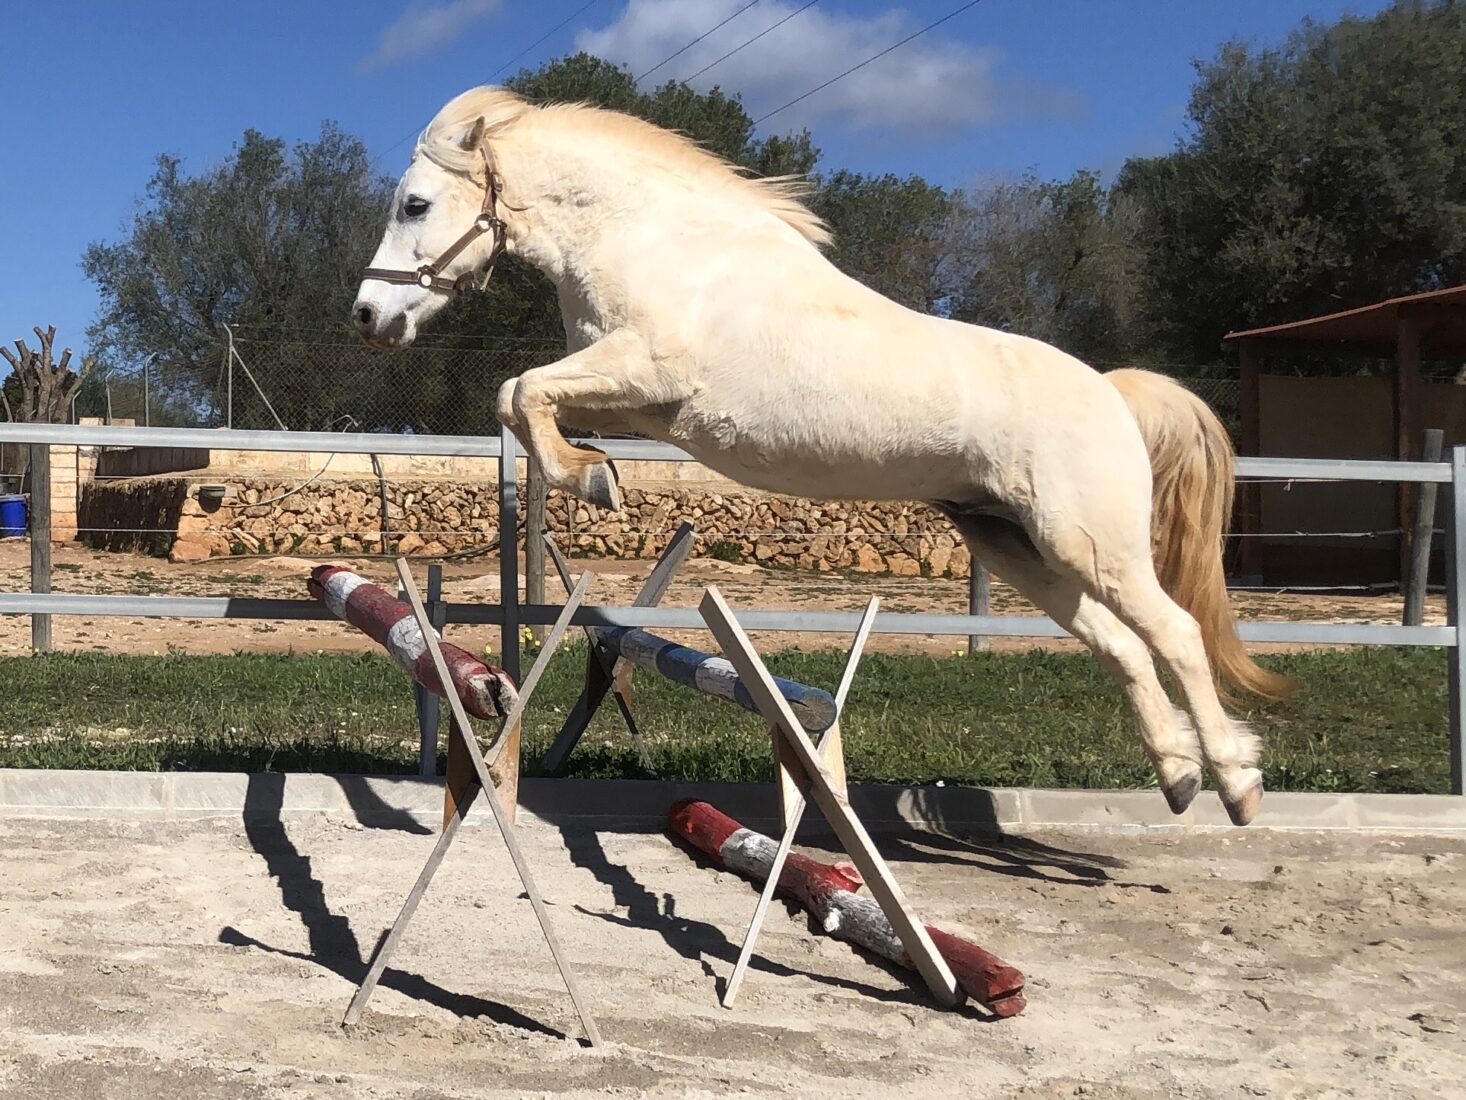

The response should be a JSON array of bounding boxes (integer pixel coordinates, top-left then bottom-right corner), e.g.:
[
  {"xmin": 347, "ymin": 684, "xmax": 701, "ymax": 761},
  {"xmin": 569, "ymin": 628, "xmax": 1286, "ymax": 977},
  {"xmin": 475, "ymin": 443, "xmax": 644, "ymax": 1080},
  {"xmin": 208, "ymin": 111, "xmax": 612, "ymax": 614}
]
[{"xmin": 417, "ymin": 86, "xmax": 831, "ymax": 249}]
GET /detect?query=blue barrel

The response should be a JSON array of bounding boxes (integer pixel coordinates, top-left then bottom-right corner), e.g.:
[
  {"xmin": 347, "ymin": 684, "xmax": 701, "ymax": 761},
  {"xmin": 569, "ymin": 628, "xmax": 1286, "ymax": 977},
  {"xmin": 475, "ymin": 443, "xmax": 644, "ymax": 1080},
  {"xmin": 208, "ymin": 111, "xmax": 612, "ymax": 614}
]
[{"xmin": 0, "ymin": 494, "xmax": 26, "ymax": 538}]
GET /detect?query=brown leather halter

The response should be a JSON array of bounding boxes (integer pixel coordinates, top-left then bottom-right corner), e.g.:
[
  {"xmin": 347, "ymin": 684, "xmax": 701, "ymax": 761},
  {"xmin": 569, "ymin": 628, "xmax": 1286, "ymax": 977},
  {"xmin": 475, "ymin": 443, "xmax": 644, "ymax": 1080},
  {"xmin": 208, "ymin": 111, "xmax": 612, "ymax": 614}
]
[{"xmin": 362, "ymin": 144, "xmax": 508, "ymax": 295}]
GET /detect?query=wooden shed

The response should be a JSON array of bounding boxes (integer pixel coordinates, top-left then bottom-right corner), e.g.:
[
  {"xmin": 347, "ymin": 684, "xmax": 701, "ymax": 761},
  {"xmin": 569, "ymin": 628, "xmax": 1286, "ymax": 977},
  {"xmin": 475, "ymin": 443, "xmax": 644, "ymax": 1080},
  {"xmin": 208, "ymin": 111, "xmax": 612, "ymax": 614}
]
[{"xmin": 1225, "ymin": 285, "xmax": 1466, "ymax": 585}]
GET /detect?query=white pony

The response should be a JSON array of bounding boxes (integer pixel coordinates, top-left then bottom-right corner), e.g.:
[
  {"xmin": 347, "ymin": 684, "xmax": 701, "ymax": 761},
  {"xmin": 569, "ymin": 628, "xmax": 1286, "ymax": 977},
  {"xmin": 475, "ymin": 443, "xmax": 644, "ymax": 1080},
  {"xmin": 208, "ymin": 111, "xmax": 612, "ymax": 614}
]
[{"xmin": 354, "ymin": 87, "xmax": 1290, "ymax": 825}]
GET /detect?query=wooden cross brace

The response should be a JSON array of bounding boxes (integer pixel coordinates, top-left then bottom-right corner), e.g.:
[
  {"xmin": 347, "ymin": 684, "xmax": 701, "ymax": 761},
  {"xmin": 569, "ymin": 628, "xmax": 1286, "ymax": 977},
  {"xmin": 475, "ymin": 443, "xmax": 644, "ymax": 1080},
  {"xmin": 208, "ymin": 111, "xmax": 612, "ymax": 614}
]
[
  {"xmin": 342, "ymin": 560, "xmax": 604, "ymax": 1048},
  {"xmin": 697, "ymin": 585, "xmax": 963, "ymax": 1009},
  {"xmin": 539, "ymin": 522, "xmax": 697, "ymax": 774},
  {"xmin": 720, "ymin": 594, "xmax": 876, "ymax": 1007}
]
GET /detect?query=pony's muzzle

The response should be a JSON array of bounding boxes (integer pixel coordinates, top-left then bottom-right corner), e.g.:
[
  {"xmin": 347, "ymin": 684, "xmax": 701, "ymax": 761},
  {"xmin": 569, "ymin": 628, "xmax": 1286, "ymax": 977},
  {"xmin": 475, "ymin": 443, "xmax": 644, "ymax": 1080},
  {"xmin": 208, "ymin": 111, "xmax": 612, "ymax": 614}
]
[{"xmin": 351, "ymin": 295, "xmax": 411, "ymax": 349}]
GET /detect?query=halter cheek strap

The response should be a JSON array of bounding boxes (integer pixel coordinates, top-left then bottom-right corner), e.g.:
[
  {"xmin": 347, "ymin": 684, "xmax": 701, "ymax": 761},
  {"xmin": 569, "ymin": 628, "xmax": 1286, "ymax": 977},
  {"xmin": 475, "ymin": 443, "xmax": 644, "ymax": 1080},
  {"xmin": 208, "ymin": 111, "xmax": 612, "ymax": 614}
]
[{"xmin": 362, "ymin": 144, "xmax": 508, "ymax": 295}]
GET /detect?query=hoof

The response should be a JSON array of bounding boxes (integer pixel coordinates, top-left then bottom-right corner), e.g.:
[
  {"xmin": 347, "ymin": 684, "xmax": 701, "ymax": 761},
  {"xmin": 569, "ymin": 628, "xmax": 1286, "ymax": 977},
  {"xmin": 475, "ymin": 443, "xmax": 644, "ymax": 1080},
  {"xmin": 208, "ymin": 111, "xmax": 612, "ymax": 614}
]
[
  {"xmin": 1162, "ymin": 769, "xmax": 1202, "ymax": 815},
  {"xmin": 1223, "ymin": 775, "xmax": 1264, "ymax": 827},
  {"xmin": 580, "ymin": 459, "xmax": 621, "ymax": 512}
]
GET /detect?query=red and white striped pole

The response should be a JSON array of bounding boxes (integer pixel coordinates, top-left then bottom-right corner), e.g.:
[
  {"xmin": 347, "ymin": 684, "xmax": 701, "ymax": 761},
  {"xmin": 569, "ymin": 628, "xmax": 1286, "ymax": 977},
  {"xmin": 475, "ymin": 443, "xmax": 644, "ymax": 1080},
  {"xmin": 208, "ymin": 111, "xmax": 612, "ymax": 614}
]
[
  {"xmin": 308, "ymin": 564, "xmax": 517, "ymax": 720},
  {"xmin": 669, "ymin": 799, "xmax": 1025, "ymax": 1017}
]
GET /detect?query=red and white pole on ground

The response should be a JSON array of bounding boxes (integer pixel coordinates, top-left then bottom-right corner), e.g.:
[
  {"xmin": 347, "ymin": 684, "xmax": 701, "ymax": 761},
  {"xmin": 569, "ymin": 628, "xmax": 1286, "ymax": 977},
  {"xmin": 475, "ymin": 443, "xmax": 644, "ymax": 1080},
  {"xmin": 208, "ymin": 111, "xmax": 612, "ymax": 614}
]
[
  {"xmin": 308, "ymin": 564, "xmax": 518, "ymax": 719},
  {"xmin": 669, "ymin": 799, "xmax": 1026, "ymax": 1017}
]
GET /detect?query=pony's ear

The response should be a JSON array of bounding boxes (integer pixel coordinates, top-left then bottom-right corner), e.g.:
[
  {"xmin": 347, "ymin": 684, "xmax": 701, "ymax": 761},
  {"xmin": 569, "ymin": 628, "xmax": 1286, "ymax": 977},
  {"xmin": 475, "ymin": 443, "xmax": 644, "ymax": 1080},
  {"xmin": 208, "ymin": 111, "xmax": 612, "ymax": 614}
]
[{"xmin": 460, "ymin": 117, "xmax": 485, "ymax": 150}]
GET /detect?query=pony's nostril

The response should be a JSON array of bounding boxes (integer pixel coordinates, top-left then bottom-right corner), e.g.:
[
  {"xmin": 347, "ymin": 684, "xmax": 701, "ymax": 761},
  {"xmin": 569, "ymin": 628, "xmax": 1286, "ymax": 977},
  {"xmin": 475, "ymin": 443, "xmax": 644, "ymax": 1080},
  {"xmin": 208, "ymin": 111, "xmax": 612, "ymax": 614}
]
[{"xmin": 354, "ymin": 305, "xmax": 375, "ymax": 331}]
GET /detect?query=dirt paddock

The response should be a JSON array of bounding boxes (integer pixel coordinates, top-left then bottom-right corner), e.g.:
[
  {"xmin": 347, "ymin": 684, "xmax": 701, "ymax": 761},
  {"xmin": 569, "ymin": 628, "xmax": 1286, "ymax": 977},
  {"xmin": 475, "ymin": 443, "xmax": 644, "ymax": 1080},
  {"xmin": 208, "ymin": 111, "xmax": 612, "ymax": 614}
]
[{"xmin": 1, "ymin": 813, "xmax": 1462, "ymax": 1100}]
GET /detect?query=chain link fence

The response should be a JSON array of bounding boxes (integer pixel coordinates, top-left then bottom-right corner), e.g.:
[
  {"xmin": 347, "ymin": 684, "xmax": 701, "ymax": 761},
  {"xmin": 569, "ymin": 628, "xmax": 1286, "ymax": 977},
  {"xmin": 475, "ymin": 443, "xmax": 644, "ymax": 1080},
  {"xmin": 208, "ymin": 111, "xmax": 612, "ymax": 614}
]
[
  {"xmin": 67, "ymin": 331, "xmax": 564, "ymax": 435},
  {"xmin": 222, "ymin": 330, "xmax": 563, "ymax": 435},
  {"xmin": 1177, "ymin": 374, "xmax": 1241, "ymax": 442},
  {"xmin": 73, "ymin": 331, "xmax": 1245, "ymax": 444}
]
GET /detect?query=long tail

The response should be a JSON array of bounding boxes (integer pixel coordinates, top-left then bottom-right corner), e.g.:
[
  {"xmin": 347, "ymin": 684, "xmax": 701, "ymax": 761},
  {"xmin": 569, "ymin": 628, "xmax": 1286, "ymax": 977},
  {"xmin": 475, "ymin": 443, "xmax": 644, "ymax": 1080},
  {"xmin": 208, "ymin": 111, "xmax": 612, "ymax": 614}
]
[{"xmin": 1106, "ymin": 368, "xmax": 1292, "ymax": 701}]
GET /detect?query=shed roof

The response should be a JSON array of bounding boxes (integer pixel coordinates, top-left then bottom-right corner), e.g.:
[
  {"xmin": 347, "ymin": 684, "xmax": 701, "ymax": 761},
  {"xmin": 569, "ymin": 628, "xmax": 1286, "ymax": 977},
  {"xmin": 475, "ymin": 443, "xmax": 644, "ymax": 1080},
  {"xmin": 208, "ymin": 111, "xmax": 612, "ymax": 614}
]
[{"xmin": 1225, "ymin": 284, "xmax": 1466, "ymax": 358}]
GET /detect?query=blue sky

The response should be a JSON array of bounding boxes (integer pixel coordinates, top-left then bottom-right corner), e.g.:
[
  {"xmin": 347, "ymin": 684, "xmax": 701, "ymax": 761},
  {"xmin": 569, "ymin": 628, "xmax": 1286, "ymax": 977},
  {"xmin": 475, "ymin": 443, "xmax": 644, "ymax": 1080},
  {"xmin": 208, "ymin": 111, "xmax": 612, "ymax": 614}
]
[{"xmin": 1, "ymin": 0, "xmax": 1390, "ymax": 364}]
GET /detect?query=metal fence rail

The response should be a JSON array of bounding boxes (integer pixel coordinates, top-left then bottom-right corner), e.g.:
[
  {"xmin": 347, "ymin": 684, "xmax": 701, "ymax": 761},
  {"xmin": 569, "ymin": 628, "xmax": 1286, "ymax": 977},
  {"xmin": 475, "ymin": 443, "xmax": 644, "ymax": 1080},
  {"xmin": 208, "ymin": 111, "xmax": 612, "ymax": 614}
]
[
  {"xmin": 0, "ymin": 593, "xmax": 1455, "ymax": 648},
  {"xmin": 17, "ymin": 419, "xmax": 1456, "ymax": 479},
  {"xmin": 7, "ymin": 421, "xmax": 507, "ymax": 458},
  {"xmin": 1, "ymin": 420, "xmax": 1462, "ymax": 794}
]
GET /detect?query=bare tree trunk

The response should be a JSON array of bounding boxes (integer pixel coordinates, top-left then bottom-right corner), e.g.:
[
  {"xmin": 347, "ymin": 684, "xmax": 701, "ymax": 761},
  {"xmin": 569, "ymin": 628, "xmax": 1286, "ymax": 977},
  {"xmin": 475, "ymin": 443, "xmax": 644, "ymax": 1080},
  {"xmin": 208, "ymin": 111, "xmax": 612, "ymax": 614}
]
[{"xmin": 0, "ymin": 326, "xmax": 97, "ymax": 425}]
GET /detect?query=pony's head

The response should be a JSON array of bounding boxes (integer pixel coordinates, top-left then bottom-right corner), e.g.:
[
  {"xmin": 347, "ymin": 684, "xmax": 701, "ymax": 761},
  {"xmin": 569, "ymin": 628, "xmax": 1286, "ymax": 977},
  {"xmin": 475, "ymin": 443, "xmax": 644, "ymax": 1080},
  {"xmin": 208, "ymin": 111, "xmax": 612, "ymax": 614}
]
[
  {"xmin": 353, "ymin": 84, "xmax": 831, "ymax": 347},
  {"xmin": 353, "ymin": 89, "xmax": 526, "ymax": 348}
]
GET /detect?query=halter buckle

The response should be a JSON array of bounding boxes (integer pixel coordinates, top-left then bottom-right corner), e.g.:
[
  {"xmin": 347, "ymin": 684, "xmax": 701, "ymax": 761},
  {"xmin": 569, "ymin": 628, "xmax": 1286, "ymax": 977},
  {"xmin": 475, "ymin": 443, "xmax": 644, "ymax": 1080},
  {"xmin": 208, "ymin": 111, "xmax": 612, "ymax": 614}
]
[{"xmin": 416, "ymin": 268, "xmax": 438, "ymax": 289}]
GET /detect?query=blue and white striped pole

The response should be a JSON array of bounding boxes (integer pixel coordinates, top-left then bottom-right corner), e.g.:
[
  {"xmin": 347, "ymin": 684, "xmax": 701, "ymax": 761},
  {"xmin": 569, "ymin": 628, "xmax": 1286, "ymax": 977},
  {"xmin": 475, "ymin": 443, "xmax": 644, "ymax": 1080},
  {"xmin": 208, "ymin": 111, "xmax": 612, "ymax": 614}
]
[{"xmin": 598, "ymin": 626, "xmax": 838, "ymax": 733}]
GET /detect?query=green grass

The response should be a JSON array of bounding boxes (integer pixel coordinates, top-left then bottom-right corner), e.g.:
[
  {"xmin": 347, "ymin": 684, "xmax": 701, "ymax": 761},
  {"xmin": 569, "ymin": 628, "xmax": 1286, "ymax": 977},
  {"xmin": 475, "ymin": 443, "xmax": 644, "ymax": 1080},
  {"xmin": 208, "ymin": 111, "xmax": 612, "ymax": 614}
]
[{"xmin": 0, "ymin": 646, "xmax": 1450, "ymax": 793}]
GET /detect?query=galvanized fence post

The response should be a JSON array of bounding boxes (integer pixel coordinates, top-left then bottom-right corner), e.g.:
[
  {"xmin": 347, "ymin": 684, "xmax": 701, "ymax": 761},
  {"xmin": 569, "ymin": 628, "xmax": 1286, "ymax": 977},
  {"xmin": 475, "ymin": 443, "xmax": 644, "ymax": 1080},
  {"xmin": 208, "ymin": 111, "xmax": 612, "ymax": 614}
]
[
  {"xmin": 222, "ymin": 323, "xmax": 235, "ymax": 429},
  {"xmin": 499, "ymin": 425, "xmax": 521, "ymax": 683},
  {"xmin": 1404, "ymin": 428, "xmax": 1445, "ymax": 626},
  {"xmin": 28, "ymin": 441, "xmax": 52, "ymax": 653},
  {"xmin": 967, "ymin": 561, "xmax": 990, "ymax": 655},
  {"xmin": 1449, "ymin": 446, "xmax": 1466, "ymax": 795}
]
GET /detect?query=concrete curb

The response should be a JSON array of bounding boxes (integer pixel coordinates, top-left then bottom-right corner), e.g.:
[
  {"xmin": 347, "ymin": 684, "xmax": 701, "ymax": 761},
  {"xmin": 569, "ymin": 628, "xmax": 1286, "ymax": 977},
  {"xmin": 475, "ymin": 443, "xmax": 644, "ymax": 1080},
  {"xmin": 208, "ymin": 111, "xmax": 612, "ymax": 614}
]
[{"xmin": 2, "ymin": 769, "xmax": 1465, "ymax": 835}]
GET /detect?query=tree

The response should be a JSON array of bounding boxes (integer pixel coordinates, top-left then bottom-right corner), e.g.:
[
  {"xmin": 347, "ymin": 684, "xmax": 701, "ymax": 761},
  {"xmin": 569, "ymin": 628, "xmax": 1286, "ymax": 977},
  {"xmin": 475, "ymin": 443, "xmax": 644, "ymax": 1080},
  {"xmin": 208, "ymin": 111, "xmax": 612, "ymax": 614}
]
[
  {"xmin": 810, "ymin": 171, "xmax": 950, "ymax": 312},
  {"xmin": 83, "ymin": 123, "xmax": 393, "ymax": 424},
  {"xmin": 505, "ymin": 53, "xmax": 820, "ymax": 176},
  {"xmin": 945, "ymin": 171, "xmax": 1146, "ymax": 364},
  {"xmin": 0, "ymin": 326, "xmax": 96, "ymax": 424},
  {"xmin": 1116, "ymin": 0, "xmax": 1466, "ymax": 363}
]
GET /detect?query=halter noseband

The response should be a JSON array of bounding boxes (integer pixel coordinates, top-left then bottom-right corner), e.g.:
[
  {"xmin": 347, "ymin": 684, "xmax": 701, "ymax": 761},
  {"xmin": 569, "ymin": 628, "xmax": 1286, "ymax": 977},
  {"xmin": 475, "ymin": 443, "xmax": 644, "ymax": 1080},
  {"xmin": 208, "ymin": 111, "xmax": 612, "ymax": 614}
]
[{"xmin": 362, "ymin": 143, "xmax": 508, "ymax": 296}]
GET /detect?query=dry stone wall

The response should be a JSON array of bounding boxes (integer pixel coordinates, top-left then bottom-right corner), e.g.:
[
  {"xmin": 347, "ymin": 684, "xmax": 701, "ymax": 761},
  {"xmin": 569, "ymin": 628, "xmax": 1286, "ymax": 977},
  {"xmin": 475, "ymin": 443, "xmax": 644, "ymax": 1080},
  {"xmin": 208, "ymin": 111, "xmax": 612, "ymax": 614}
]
[{"xmin": 81, "ymin": 477, "xmax": 973, "ymax": 577}]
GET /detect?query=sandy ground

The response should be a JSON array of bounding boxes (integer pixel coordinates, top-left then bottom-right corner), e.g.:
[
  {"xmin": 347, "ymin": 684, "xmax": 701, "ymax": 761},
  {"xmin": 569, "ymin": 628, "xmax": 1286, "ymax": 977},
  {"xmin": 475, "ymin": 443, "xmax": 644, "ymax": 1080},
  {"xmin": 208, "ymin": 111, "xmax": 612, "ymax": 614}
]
[
  {"xmin": 0, "ymin": 541, "xmax": 1445, "ymax": 659},
  {"xmin": 0, "ymin": 813, "xmax": 1462, "ymax": 1099}
]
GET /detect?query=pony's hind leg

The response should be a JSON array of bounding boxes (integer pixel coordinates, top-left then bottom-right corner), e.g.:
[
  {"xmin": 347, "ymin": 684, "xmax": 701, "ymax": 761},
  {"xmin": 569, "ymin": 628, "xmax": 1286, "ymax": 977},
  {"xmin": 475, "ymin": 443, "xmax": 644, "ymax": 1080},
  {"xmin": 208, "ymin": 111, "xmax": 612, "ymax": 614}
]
[
  {"xmin": 1101, "ymin": 568, "xmax": 1263, "ymax": 825},
  {"xmin": 942, "ymin": 512, "xmax": 1205, "ymax": 813},
  {"xmin": 1028, "ymin": 511, "xmax": 1264, "ymax": 826}
]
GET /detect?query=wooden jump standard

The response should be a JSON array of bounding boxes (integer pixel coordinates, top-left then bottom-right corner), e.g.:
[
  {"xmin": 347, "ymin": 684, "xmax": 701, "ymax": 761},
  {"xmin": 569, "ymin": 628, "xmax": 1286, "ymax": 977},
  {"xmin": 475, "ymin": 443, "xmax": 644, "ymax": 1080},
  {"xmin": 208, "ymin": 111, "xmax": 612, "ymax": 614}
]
[
  {"xmin": 309, "ymin": 561, "xmax": 604, "ymax": 1047},
  {"xmin": 311, "ymin": 551, "xmax": 1022, "ymax": 1026},
  {"xmin": 693, "ymin": 585, "xmax": 964, "ymax": 1010},
  {"xmin": 543, "ymin": 547, "xmax": 1016, "ymax": 1013}
]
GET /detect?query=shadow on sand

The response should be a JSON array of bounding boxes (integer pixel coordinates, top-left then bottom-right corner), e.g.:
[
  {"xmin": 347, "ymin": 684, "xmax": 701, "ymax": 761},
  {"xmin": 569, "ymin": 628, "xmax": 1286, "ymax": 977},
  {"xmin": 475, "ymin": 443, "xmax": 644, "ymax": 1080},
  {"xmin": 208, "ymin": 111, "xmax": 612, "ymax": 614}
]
[{"xmin": 217, "ymin": 772, "xmax": 565, "ymax": 1040}]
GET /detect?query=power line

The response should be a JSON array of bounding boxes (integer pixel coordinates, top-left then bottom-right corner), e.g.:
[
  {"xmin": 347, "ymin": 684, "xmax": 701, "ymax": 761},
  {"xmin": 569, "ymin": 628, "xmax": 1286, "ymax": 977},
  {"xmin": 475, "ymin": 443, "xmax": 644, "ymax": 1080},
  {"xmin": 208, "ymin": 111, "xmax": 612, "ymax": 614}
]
[
  {"xmin": 753, "ymin": 0, "xmax": 984, "ymax": 126},
  {"xmin": 370, "ymin": 0, "xmax": 603, "ymax": 169},
  {"xmin": 489, "ymin": 0, "xmax": 603, "ymax": 81},
  {"xmin": 635, "ymin": 0, "xmax": 763, "ymax": 83},
  {"xmin": 682, "ymin": 0, "xmax": 819, "ymax": 84},
  {"xmin": 371, "ymin": 124, "xmax": 430, "ymax": 172}
]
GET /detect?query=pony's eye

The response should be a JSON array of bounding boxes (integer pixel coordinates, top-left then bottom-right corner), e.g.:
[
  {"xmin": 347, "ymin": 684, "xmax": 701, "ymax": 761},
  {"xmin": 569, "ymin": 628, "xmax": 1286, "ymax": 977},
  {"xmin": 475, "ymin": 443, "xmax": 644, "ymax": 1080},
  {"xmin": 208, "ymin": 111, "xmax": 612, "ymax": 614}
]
[{"xmin": 403, "ymin": 197, "xmax": 431, "ymax": 218}]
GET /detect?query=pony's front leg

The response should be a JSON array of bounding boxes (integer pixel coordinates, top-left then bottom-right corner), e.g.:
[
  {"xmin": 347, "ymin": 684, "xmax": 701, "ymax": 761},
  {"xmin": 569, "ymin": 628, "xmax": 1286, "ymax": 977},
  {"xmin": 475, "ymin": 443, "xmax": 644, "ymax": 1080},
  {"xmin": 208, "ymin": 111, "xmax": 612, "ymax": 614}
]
[
  {"xmin": 494, "ymin": 377, "xmax": 532, "ymax": 455},
  {"xmin": 504, "ymin": 330, "xmax": 671, "ymax": 511}
]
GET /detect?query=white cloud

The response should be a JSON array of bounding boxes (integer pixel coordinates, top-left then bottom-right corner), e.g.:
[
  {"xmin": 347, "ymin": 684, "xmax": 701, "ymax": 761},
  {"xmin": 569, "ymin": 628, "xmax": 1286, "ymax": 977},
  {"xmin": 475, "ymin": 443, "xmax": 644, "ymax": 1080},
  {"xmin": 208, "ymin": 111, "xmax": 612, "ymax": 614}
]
[
  {"xmin": 577, "ymin": 0, "xmax": 1079, "ymax": 135},
  {"xmin": 359, "ymin": 0, "xmax": 502, "ymax": 73}
]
